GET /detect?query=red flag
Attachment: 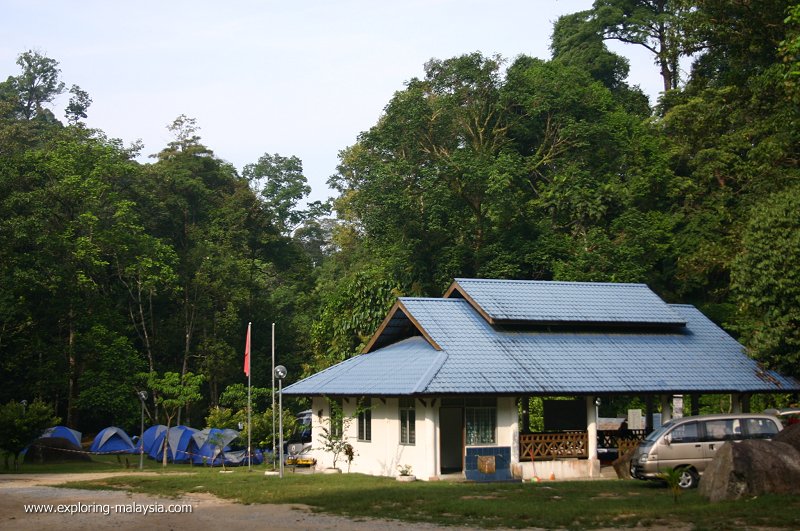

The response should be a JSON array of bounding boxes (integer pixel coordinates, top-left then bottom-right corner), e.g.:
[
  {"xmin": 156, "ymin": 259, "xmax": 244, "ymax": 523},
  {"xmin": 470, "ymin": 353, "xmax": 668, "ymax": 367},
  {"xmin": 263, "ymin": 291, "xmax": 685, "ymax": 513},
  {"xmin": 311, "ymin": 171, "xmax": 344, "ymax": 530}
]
[{"xmin": 244, "ymin": 322, "xmax": 251, "ymax": 377}]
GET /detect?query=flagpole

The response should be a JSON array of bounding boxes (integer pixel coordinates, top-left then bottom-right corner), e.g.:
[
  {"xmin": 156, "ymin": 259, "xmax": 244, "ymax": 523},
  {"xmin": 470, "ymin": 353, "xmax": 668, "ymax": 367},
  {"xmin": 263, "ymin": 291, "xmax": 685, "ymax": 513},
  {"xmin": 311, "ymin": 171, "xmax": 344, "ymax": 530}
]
[
  {"xmin": 246, "ymin": 322, "xmax": 252, "ymax": 472},
  {"xmin": 271, "ymin": 322, "xmax": 276, "ymax": 469}
]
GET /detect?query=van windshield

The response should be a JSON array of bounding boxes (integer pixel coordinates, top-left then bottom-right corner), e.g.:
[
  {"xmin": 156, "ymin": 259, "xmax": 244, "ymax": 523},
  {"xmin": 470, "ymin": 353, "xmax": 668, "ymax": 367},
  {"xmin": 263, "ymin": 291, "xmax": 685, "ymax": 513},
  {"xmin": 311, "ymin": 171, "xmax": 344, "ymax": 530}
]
[
  {"xmin": 643, "ymin": 421, "xmax": 674, "ymax": 443},
  {"xmin": 288, "ymin": 411, "xmax": 312, "ymax": 443}
]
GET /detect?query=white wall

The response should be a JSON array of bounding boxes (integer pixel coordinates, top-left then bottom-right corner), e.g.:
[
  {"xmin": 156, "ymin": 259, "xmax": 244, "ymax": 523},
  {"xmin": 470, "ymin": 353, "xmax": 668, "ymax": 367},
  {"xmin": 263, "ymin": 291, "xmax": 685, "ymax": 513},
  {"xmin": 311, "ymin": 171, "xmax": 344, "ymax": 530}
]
[
  {"xmin": 496, "ymin": 397, "xmax": 518, "ymax": 453},
  {"xmin": 310, "ymin": 396, "xmax": 435, "ymax": 479},
  {"xmin": 309, "ymin": 396, "xmax": 520, "ymax": 480}
]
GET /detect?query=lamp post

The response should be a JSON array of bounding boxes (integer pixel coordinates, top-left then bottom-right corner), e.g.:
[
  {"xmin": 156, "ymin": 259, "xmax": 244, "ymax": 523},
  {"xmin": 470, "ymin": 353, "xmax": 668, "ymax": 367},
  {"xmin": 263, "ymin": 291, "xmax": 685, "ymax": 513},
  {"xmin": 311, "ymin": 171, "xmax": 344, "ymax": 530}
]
[
  {"xmin": 20, "ymin": 399, "xmax": 27, "ymax": 416},
  {"xmin": 274, "ymin": 365, "xmax": 287, "ymax": 478},
  {"xmin": 137, "ymin": 391, "xmax": 148, "ymax": 470}
]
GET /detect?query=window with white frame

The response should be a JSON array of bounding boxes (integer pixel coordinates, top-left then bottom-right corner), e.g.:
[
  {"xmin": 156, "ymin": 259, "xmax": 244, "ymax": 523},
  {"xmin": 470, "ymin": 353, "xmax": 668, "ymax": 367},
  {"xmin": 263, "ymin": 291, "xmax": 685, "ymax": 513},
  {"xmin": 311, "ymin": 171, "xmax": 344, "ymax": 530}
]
[{"xmin": 399, "ymin": 398, "xmax": 415, "ymax": 445}]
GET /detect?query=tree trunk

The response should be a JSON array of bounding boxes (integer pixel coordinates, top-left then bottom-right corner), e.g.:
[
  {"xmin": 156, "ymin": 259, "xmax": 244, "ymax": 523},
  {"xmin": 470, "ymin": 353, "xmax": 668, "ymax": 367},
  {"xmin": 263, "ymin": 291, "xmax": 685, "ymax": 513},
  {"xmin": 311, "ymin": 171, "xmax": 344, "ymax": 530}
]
[
  {"xmin": 162, "ymin": 417, "xmax": 172, "ymax": 467},
  {"xmin": 66, "ymin": 307, "xmax": 78, "ymax": 427},
  {"xmin": 177, "ymin": 285, "xmax": 195, "ymax": 426}
]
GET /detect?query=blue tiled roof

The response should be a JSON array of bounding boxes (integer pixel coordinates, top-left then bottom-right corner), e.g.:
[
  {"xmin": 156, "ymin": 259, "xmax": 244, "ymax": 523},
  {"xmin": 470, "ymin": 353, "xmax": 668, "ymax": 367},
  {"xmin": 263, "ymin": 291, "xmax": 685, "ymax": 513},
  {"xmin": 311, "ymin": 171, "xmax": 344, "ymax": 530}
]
[
  {"xmin": 449, "ymin": 278, "xmax": 686, "ymax": 326},
  {"xmin": 283, "ymin": 336, "xmax": 446, "ymax": 396},
  {"xmin": 284, "ymin": 281, "xmax": 800, "ymax": 396}
]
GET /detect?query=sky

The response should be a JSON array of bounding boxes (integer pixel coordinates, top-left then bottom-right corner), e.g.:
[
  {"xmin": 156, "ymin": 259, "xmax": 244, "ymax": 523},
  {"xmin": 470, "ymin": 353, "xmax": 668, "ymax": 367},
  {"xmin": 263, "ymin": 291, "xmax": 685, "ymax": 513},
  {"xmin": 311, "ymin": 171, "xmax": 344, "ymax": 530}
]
[{"xmin": 2, "ymin": 0, "xmax": 665, "ymax": 203}]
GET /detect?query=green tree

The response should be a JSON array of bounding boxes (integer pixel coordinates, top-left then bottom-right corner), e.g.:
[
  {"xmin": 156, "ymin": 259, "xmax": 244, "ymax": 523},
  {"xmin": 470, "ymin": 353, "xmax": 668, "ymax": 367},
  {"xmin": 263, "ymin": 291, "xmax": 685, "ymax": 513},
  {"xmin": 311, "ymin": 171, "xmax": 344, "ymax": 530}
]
[
  {"xmin": 0, "ymin": 399, "xmax": 59, "ymax": 470},
  {"xmin": 207, "ymin": 382, "xmax": 298, "ymax": 452},
  {"xmin": 551, "ymin": 10, "xmax": 632, "ymax": 91},
  {"xmin": 731, "ymin": 187, "xmax": 800, "ymax": 378},
  {"xmin": 6, "ymin": 50, "xmax": 65, "ymax": 121},
  {"xmin": 65, "ymin": 84, "xmax": 91, "ymax": 125},
  {"xmin": 74, "ymin": 325, "xmax": 146, "ymax": 429},
  {"xmin": 243, "ymin": 153, "xmax": 313, "ymax": 235},
  {"xmin": 591, "ymin": 0, "xmax": 694, "ymax": 91},
  {"xmin": 144, "ymin": 371, "xmax": 204, "ymax": 466},
  {"xmin": 782, "ymin": 2, "xmax": 800, "ymax": 101},
  {"xmin": 311, "ymin": 268, "xmax": 403, "ymax": 369}
]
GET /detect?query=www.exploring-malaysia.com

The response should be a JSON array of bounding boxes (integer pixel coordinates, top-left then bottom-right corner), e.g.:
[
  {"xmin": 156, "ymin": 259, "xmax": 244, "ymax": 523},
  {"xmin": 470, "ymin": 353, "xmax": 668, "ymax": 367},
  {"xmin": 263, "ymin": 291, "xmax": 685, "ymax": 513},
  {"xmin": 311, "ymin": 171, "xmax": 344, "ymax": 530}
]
[{"xmin": 24, "ymin": 502, "xmax": 193, "ymax": 516}]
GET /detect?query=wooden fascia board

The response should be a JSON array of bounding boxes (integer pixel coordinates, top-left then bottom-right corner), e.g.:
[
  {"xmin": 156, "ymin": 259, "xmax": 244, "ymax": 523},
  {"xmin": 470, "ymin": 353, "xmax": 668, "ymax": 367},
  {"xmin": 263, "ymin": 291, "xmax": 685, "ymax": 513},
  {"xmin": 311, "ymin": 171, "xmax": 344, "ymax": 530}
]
[
  {"xmin": 443, "ymin": 280, "xmax": 497, "ymax": 325},
  {"xmin": 361, "ymin": 300, "xmax": 442, "ymax": 353},
  {"xmin": 361, "ymin": 300, "xmax": 403, "ymax": 354}
]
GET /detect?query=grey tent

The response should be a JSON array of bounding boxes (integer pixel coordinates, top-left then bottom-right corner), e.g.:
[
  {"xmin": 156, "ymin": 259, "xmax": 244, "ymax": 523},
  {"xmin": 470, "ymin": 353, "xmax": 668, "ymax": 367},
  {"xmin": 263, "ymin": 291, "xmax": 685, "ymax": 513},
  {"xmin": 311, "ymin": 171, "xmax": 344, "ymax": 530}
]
[
  {"xmin": 191, "ymin": 428, "xmax": 240, "ymax": 466},
  {"xmin": 90, "ymin": 426, "xmax": 135, "ymax": 453}
]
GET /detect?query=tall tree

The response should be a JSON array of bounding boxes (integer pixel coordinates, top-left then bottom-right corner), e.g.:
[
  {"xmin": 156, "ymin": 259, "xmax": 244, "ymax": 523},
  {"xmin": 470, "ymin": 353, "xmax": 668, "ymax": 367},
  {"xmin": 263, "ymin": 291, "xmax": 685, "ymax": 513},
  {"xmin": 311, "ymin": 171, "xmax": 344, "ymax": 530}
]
[
  {"xmin": 5, "ymin": 50, "xmax": 66, "ymax": 121},
  {"xmin": 591, "ymin": 0, "xmax": 694, "ymax": 91},
  {"xmin": 242, "ymin": 153, "xmax": 312, "ymax": 236}
]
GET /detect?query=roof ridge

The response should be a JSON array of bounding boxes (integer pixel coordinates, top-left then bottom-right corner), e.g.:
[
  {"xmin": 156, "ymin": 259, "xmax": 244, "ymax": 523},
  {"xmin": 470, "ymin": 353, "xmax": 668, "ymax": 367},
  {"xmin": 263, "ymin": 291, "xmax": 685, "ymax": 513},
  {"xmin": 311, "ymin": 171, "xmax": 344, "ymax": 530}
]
[
  {"xmin": 399, "ymin": 296, "xmax": 465, "ymax": 301},
  {"xmin": 412, "ymin": 351, "xmax": 448, "ymax": 393},
  {"xmin": 454, "ymin": 277, "xmax": 649, "ymax": 287}
]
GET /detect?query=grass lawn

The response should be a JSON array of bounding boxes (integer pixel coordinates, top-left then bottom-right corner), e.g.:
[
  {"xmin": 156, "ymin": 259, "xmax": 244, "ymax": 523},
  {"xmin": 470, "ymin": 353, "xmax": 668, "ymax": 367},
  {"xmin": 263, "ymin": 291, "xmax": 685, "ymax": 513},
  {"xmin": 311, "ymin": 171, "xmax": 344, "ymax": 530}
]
[{"xmin": 13, "ymin": 460, "xmax": 794, "ymax": 530}]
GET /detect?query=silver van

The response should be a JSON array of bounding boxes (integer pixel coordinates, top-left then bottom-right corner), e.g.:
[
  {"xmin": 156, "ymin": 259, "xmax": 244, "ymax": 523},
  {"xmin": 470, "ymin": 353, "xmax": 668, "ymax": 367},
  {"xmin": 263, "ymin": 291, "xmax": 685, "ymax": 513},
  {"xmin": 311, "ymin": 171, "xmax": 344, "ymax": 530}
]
[{"xmin": 630, "ymin": 413, "xmax": 782, "ymax": 489}]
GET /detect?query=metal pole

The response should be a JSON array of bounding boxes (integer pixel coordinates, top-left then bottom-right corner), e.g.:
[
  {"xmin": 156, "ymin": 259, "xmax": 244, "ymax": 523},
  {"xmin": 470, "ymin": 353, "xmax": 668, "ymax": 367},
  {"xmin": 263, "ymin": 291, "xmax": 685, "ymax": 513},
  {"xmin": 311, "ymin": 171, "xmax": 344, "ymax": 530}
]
[
  {"xmin": 272, "ymin": 322, "xmax": 276, "ymax": 468},
  {"xmin": 138, "ymin": 391, "xmax": 147, "ymax": 470},
  {"xmin": 248, "ymin": 337, "xmax": 252, "ymax": 472},
  {"xmin": 140, "ymin": 401, "xmax": 145, "ymax": 470},
  {"xmin": 278, "ymin": 379, "xmax": 284, "ymax": 478}
]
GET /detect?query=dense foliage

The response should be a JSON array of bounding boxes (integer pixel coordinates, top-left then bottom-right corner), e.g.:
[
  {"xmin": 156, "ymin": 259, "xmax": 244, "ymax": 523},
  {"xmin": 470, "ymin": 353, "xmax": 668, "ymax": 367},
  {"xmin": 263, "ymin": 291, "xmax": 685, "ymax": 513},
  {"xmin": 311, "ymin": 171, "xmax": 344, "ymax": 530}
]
[{"xmin": 1, "ymin": 0, "xmax": 799, "ymax": 438}]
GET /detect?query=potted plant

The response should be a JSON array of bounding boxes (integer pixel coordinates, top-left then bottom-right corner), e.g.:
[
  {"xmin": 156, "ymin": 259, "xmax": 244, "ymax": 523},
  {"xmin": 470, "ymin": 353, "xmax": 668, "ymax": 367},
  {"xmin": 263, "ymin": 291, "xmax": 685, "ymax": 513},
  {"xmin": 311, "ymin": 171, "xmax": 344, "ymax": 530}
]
[{"xmin": 396, "ymin": 464, "xmax": 415, "ymax": 482}]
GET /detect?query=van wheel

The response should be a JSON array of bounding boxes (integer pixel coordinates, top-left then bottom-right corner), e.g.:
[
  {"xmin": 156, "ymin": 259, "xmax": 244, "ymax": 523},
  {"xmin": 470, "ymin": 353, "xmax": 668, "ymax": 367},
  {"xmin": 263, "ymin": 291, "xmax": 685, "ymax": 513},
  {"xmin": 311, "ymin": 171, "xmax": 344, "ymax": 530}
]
[{"xmin": 677, "ymin": 468, "xmax": 699, "ymax": 489}]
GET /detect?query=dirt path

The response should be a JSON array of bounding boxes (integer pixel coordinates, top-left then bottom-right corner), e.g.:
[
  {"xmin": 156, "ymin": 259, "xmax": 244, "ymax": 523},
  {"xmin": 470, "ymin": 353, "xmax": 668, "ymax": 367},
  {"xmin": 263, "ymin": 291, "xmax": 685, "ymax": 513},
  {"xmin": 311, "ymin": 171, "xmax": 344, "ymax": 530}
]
[{"xmin": 0, "ymin": 472, "xmax": 467, "ymax": 530}]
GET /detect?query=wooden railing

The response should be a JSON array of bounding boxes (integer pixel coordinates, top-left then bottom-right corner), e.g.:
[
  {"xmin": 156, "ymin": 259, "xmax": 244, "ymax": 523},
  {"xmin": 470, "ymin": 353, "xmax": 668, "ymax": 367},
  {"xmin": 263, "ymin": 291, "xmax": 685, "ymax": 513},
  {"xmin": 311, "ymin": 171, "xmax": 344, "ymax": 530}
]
[
  {"xmin": 597, "ymin": 429, "xmax": 647, "ymax": 449},
  {"xmin": 520, "ymin": 432, "xmax": 588, "ymax": 461},
  {"xmin": 520, "ymin": 430, "xmax": 648, "ymax": 461}
]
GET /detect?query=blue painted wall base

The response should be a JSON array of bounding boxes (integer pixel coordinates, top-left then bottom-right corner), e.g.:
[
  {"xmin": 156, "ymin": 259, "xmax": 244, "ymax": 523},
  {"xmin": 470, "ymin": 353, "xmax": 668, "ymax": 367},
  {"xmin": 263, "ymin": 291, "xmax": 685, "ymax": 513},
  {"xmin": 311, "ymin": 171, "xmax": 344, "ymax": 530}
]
[{"xmin": 464, "ymin": 446, "xmax": 513, "ymax": 481}]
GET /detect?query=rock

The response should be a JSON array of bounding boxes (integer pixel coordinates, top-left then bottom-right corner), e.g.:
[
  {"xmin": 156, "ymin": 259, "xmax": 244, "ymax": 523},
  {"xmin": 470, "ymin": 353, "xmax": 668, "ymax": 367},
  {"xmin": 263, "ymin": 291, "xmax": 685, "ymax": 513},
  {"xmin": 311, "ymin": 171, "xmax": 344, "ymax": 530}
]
[
  {"xmin": 699, "ymin": 439, "xmax": 800, "ymax": 502},
  {"xmin": 774, "ymin": 422, "xmax": 800, "ymax": 452},
  {"xmin": 611, "ymin": 443, "xmax": 638, "ymax": 480}
]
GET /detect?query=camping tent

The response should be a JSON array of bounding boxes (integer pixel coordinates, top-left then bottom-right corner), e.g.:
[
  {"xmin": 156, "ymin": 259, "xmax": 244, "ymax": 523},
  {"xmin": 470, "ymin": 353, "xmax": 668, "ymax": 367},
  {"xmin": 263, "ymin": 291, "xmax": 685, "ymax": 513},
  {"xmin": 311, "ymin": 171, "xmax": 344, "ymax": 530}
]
[
  {"xmin": 223, "ymin": 448, "xmax": 264, "ymax": 466},
  {"xmin": 190, "ymin": 428, "xmax": 239, "ymax": 466},
  {"xmin": 148, "ymin": 425, "xmax": 197, "ymax": 463},
  {"xmin": 137, "ymin": 424, "xmax": 167, "ymax": 455},
  {"xmin": 23, "ymin": 425, "xmax": 85, "ymax": 463},
  {"xmin": 89, "ymin": 427, "xmax": 135, "ymax": 454},
  {"xmin": 40, "ymin": 426, "xmax": 82, "ymax": 448}
]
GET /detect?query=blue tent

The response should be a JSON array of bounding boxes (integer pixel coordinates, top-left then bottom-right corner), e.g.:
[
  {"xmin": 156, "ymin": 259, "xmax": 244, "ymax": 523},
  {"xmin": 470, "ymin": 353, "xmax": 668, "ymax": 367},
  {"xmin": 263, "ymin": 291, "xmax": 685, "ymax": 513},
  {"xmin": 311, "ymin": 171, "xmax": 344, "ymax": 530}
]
[
  {"xmin": 190, "ymin": 428, "xmax": 239, "ymax": 466},
  {"xmin": 90, "ymin": 427, "xmax": 135, "ymax": 454},
  {"xmin": 41, "ymin": 426, "xmax": 82, "ymax": 448},
  {"xmin": 23, "ymin": 425, "xmax": 84, "ymax": 461},
  {"xmin": 136, "ymin": 424, "xmax": 166, "ymax": 455},
  {"xmin": 148, "ymin": 425, "xmax": 197, "ymax": 463}
]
